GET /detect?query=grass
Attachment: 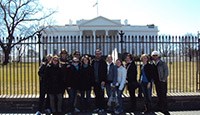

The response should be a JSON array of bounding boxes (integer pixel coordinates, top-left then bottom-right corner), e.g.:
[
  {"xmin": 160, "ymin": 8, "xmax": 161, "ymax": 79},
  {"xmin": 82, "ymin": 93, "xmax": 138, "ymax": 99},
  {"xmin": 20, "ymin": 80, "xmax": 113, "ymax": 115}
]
[
  {"xmin": 167, "ymin": 61, "xmax": 198, "ymax": 92},
  {"xmin": 0, "ymin": 61, "xmax": 199, "ymax": 97},
  {"xmin": 0, "ymin": 62, "xmax": 39, "ymax": 96}
]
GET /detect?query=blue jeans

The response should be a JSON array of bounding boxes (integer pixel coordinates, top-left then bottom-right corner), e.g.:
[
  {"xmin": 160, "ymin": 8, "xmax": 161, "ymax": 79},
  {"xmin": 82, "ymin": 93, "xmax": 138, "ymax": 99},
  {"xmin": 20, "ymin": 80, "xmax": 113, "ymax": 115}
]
[
  {"xmin": 106, "ymin": 83, "xmax": 112, "ymax": 98},
  {"xmin": 116, "ymin": 88, "xmax": 124, "ymax": 111},
  {"xmin": 141, "ymin": 82, "xmax": 152, "ymax": 111},
  {"xmin": 49, "ymin": 94, "xmax": 63, "ymax": 112},
  {"xmin": 67, "ymin": 88, "xmax": 78, "ymax": 111}
]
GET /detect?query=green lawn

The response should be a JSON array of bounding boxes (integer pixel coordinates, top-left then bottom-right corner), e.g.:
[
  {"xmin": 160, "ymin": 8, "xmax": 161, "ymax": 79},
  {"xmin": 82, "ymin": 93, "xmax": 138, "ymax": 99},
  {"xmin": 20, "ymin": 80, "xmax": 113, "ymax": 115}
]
[
  {"xmin": 0, "ymin": 62, "xmax": 39, "ymax": 96},
  {"xmin": 0, "ymin": 61, "xmax": 199, "ymax": 96}
]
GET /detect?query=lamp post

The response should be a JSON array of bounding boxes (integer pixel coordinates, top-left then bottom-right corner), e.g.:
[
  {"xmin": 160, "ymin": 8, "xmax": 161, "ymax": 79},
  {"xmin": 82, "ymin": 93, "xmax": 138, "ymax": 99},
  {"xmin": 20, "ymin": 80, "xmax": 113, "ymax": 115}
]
[
  {"xmin": 198, "ymin": 31, "xmax": 200, "ymax": 60},
  {"xmin": 37, "ymin": 31, "xmax": 42, "ymax": 65},
  {"xmin": 119, "ymin": 30, "xmax": 124, "ymax": 59},
  {"xmin": 197, "ymin": 31, "xmax": 200, "ymax": 91},
  {"xmin": 198, "ymin": 32, "xmax": 200, "ymax": 53}
]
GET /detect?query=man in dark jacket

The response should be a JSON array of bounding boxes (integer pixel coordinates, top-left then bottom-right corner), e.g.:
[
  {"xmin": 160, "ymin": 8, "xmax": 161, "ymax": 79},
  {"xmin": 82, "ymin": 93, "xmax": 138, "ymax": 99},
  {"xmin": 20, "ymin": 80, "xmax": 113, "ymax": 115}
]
[
  {"xmin": 91, "ymin": 49, "xmax": 107, "ymax": 113},
  {"xmin": 151, "ymin": 51, "xmax": 170, "ymax": 115},
  {"xmin": 125, "ymin": 53, "xmax": 138, "ymax": 111}
]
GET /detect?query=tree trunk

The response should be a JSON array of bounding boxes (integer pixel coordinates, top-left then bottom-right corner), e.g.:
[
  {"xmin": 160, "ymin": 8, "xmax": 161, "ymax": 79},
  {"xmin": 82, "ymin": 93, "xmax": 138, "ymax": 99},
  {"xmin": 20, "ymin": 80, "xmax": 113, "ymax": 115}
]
[{"xmin": 2, "ymin": 50, "xmax": 10, "ymax": 65}]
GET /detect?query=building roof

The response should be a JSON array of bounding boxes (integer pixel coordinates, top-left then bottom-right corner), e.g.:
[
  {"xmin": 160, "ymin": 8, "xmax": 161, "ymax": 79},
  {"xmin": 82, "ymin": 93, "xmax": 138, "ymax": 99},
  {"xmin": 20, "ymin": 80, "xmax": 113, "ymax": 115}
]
[
  {"xmin": 42, "ymin": 16, "xmax": 158, "ymax": 35},
  {"xmin": 77, "ymin": 16, "xmax": 121, "ymax": 27}
]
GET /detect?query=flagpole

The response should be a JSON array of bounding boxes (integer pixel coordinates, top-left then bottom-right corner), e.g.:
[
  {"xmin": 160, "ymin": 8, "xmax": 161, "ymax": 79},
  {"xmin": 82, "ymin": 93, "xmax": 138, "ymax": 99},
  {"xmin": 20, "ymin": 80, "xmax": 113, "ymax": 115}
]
[
  {"xmin": 96, "ymin": 0, "xmax": 99, "ymax": 16},
  {"xmin": 93, "ymin": 0, "xmax": 99, "ymax": 16}
]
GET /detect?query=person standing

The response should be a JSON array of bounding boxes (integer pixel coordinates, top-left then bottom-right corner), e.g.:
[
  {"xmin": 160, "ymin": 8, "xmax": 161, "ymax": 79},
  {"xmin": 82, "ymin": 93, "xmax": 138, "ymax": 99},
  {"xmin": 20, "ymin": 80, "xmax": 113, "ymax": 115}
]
[
  {"xmin": 91, "ymin": 49, "xmax": 107, "ymax": 113},
  {"xmin": 105, "ymin": 55, "xmax": 117, "ymax": 99},
  {"xmin": 59, "ymin": 49, "xmax": 70, "ymax": 112},
  {"xmin": 79, "ymin": 55, "xmax": 95, "ymax": 112},
  {"xmin": 114, "ymin": 59, "xmax": 127, "ymax": 114},
  {"xmin": 36, "ymin": 54, "xmax": 52, "ymax": 115},
  {"xmin": 45, "ymin": 55, "xmax": 64, "ymax": 114},
  {"xmin": 151, "ymin": 51, "xmax": 170, "ymax": 115},
  {"xmin": 105, "ymin": 55, "xmax": 117, "ymax": 112},
  {"xmin": 139, "ymin": 54, "xmax": 153, "ymax": 114},
  {"xmin": 125, "ymin": 53, "xmax": 138, "ymax": 111},
  {"xmin": 67, "ymin": 57, "xmax": 81, "ymax": 113}
]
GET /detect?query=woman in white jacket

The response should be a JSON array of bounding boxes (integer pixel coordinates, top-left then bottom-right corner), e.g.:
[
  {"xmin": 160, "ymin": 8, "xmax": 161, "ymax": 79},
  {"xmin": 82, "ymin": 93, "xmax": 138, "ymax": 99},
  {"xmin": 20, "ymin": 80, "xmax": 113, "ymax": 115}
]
[{"xmin": 115, "ymin": 59, "xmax": 127, "ymax": 114}]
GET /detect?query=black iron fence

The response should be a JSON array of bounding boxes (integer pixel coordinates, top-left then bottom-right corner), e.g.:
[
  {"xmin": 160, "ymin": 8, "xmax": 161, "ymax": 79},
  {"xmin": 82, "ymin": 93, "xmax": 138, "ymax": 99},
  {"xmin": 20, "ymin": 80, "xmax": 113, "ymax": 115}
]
[{"xmin": 0, "ymin": 35, "xmax": 200, "ymax": 97}]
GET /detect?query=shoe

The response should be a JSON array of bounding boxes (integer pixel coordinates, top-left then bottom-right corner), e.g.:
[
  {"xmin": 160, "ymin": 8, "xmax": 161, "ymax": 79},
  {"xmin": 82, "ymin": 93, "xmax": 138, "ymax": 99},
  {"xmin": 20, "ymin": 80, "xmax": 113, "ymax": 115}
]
[
  {"xmin": 67, "ymin": 112, "xmax": 72, "ymax": 115},
  {"xmin": 114, "ymin": 110, "xmax": 120, "ymax": 114},
  {"xmin": 74, "ymin": 107, "xmax": 80, "ymax": 112},
  {"xmin": 106, "ymin": 108, "xmax": 112, "ymax": 112},
  {"xmin": 93, "ymin": 108, "xmax": 100, "ymax": 112},
  {"xmin": 161, "ymin": 111, "xmax": 170, "ymax": 115},
  {"xmin": 35, "ymin": 111, "xmax": 41, "ymax": 115},
  {"xmin": 115, "ymin": 109, "xmax": 123, "ymax": 114},
  {"xmin": 144, "ymin": 111, "xmax": 151, "ymax": 114},
  {"xmin": 98, "ymin": 109, "xmax": 104, "ymax": 113},
  {"xmin": 44, "ymin": 108, "xmax": 51, "ymax": 114}
]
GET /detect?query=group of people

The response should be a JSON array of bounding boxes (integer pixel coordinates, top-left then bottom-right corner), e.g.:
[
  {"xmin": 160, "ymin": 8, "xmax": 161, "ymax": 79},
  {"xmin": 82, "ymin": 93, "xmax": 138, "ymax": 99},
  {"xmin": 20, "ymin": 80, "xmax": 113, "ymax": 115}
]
[{"xmin": 36, "ymin": 48, "xmax": 170, "ymax": 115}]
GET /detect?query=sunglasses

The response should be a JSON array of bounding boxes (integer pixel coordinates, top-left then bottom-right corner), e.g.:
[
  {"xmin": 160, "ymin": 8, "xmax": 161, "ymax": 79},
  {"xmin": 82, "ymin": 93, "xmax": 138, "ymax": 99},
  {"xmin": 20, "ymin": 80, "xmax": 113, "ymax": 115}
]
[
  {"xmin": 152, "ymin": 55, "xmax": 158, "ymax": 57},
  {"xmin": 73, "ymin": 61, "xmax": 79, "ymax": 63},
  {"xmin": 96, "ymin": 53, "xmax": 101, "ymax": 55}
]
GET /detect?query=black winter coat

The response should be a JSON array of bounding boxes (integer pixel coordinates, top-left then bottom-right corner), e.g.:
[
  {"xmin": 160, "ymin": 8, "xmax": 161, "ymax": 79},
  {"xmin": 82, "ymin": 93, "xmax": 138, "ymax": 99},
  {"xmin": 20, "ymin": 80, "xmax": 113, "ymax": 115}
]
[
  {"xmin": 80, "ymin": 65, "xmax": 95, "ymax": 91},
  {"xmin": 139, "ymin": 63, "xmax": 153, "ymax": 82},
  {"xmin": 38, "ymin": 63, "xmax": 47, "ymax": 82},
  {"xmin": 91, "ymin": 58, "xmax": 107, "ymax": 83},
  {"xmin": 126, "ymin": 61, "xmax": 138, "ymax": 83},
  {"xmin": 45, "ymin": 63, "xmax": 64, "ymax": 94},
  {"xmin": 67, "ymin": 64, "xmax": 81, "ymax": 90},
  {"xmin": 60, "ymin": 59, "xmax": 70, "ymax": 88},
  {"xmin": 126, "ymin": 61, "xmax": 138, "ymax": 89}
]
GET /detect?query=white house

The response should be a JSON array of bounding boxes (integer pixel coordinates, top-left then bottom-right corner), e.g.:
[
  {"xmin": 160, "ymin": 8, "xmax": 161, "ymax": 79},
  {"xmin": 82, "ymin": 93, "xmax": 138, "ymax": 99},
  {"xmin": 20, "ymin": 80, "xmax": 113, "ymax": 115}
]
[
  {"xmin": 42, "ymin": 16, "xmax": 159, "ymax": 55},
  {"xmin": 43, "ymin": 16, "xmax": 158, "ymax": 36}
]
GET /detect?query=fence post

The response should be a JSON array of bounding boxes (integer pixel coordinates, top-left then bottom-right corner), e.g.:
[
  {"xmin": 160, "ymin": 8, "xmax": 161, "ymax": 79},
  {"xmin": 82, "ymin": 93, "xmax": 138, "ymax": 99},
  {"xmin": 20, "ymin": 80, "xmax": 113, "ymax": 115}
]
[
  {"xmin": 198, "ymin": 32, "xmax": 200, "ymax": 91},
  {"xmin": 37, "ymin": 32, "xmax": 42, "ymax": 65},
  {"xmin": 119, "ymin": 30, "xmax": 124, "ymax": 59}
]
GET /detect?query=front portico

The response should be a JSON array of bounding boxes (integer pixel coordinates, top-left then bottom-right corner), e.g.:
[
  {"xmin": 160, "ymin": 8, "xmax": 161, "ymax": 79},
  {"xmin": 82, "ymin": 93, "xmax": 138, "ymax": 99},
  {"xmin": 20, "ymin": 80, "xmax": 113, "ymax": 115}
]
[{"xmin": 78, "ymin": 16, "xmax": 121, "ymax": 37}]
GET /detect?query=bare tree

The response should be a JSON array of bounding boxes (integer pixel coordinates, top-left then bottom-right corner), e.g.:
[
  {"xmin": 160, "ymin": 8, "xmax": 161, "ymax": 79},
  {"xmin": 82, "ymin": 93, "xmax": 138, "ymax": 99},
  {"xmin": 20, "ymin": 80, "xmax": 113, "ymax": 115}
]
[{"xmin": 0, "ymin": 0, "xmax": 55, "ymax": 65}]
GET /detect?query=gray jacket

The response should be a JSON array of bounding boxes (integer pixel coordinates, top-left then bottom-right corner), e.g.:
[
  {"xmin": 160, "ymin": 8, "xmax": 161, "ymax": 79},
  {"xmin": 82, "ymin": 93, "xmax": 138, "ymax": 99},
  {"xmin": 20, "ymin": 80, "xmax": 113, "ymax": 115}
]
[
  {"xmin": 107, "ymin": 62, "xmax": 117, "ymax": 85},
  {"xmin": 156, "ymin": 60, "xmax": 169, "ymax": 82}
]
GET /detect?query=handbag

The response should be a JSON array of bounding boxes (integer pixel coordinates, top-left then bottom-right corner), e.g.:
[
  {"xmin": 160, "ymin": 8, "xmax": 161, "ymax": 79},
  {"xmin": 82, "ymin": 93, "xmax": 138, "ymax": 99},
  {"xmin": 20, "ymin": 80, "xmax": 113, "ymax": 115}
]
[{"xmin": 107, "ymin": 90, "xmax": 119, "ymax": 107}]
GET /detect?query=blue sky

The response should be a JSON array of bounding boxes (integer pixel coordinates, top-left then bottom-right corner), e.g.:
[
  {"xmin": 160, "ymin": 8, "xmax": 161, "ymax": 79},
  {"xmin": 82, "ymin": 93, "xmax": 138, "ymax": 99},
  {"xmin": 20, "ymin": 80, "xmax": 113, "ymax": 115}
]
[{"xmin": 40, "ymin": 0, "xmax": 200, "ymax": 35}]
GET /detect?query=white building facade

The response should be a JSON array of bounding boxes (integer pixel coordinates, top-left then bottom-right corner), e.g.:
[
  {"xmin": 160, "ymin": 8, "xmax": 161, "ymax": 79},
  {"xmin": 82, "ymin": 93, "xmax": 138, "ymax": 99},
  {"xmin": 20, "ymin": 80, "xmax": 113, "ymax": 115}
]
[{"xmin": 42, "ymin": 16, "xmax": 159, "ymax": 56}]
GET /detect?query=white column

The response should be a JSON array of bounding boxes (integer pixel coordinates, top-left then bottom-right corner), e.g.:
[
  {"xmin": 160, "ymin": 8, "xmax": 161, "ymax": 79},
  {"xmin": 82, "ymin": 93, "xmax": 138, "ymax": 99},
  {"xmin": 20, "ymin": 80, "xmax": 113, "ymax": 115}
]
[
  {"xmin": 79, "ymin": 31, "xmax": 83, "ymax": 54},
  {"xmin": 93, "ymin": 30, "xmax": 96, "ymax": 54},
  {"xmin": 105, "ymin": 30, "xmax": 108, "ymax": 36},
  {"xmin": 105, "ymin": 30, "xmax": 109, "ymax": 54},
  {"xmin": 80, "ymin": 31, "xmax": 83, "ymax": 36}
]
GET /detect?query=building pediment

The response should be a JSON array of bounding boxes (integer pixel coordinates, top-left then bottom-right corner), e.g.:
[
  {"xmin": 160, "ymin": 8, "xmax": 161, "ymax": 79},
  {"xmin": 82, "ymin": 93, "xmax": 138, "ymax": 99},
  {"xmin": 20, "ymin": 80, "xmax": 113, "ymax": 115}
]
[{"xmin": 78, "ymin": 16, "xmax": 122, "ymax": 27}]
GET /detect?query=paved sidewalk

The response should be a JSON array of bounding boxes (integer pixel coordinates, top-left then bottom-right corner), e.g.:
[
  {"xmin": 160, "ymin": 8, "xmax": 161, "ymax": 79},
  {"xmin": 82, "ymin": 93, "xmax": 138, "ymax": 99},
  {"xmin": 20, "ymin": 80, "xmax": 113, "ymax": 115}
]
[
  {"xmin": 1, "ymin": 111, "xmax": 200, "ymax": 115},
  {"xmin": 164, "ymin": 110, "xmax": 200, "ymax": 115}
]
